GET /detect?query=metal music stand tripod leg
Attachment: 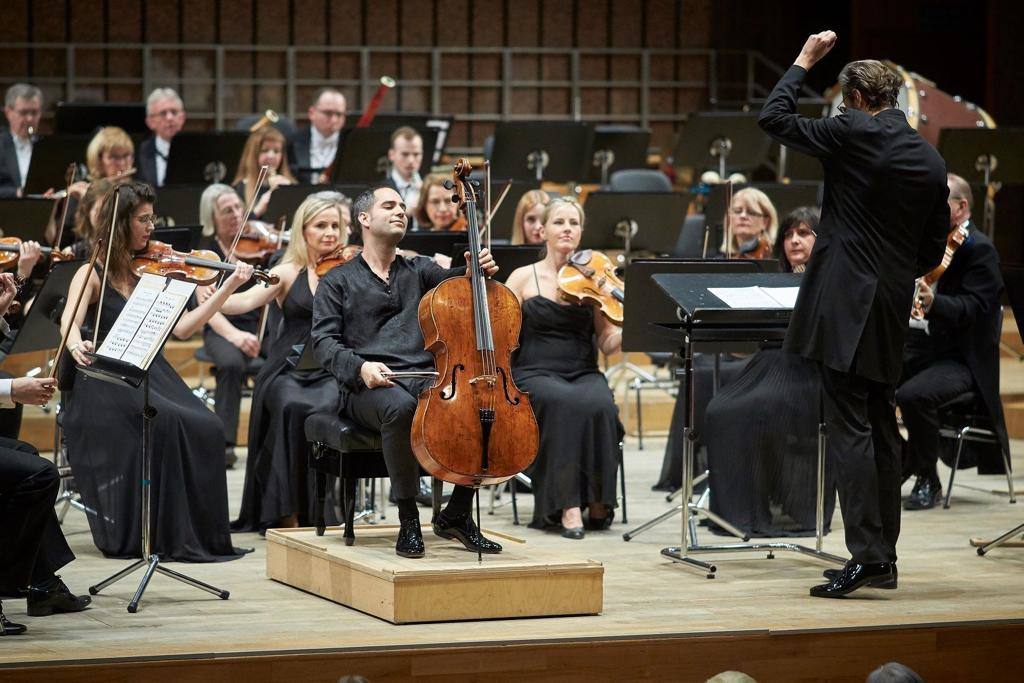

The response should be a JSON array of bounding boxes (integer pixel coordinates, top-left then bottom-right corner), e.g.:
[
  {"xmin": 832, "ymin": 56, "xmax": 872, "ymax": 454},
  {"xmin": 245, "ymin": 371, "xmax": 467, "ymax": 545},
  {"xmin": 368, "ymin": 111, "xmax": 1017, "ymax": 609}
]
[{"xmin": 88, "ymin": 375, "xmax": 230, "ymax": 613}]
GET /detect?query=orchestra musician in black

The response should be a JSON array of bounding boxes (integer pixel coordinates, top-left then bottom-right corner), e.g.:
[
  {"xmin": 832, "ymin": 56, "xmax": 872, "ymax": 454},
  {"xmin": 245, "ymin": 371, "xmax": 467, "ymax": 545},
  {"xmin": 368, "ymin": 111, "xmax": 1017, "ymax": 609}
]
[{"xmin": 759, "ymin": 31, "xmax": 949, "ymax": 597}]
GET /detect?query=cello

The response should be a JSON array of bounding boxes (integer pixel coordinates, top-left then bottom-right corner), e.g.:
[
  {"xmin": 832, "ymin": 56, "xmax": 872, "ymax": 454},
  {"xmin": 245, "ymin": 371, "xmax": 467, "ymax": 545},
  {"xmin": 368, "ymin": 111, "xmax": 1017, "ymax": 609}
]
[{"xmin": 411, "ymin": 159, "xmax": 539, "ymax": 488}]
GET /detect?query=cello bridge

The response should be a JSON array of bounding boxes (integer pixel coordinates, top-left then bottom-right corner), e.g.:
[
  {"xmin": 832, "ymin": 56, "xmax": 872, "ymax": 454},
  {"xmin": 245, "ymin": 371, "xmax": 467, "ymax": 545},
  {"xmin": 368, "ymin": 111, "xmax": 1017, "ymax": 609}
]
[{"xmin": 469, "ymin": 374, "xmax": 498, "ymax": 387}]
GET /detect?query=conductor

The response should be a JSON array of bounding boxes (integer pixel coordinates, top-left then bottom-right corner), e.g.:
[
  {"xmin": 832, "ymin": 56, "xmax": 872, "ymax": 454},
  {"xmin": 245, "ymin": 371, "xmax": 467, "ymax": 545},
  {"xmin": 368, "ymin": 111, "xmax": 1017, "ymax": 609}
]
[{"xmin": 758, "ymin": 32, "xmax": 949, "ymax": 597}]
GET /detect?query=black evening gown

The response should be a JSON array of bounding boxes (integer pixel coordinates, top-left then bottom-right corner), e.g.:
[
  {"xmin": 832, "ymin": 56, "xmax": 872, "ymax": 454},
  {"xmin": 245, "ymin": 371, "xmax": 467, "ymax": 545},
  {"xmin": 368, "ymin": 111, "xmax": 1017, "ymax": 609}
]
[
  {"xmin": 513, "ymin": 296, "xmax": 623, "ymax": 526},
  {"xmin": 233, "ymin": 270, "xmax": 339, "ymax": 531},
  {"xmin": 63, "ymin": 285, "xmax": 244, "ymax": 562},
  {"xmin": 704, "ymin": 348, "xmax": 837, "ymax": 537}
]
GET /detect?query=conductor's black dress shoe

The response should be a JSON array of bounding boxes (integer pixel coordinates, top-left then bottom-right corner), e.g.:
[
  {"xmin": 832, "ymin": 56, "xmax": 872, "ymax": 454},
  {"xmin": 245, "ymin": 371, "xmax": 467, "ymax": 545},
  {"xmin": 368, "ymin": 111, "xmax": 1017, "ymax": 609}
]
[
  {"xmin": 396, "ymin": 517, "xmax": 425, "ymax": 558},
  {"xmin": 433, "ymin": 512, "xmax": 502, "ymax": 554},
  {"xmin": 26, "ymin": 576, "xmax": 92, "ymax": 616},
  {"xmin": 0, "ymin": 603, "xmax": 26, "ymax": 636},
  {"xmin": 904, "ymin": 476, "xmax": 942, "ymax": 510},
  {"xmin": 810, "ymin": 562, "xmax": 896, "ymax": 598},
  {"xmin": 823, "ymin": 563, "xmax": 897, "ymax": 589}
]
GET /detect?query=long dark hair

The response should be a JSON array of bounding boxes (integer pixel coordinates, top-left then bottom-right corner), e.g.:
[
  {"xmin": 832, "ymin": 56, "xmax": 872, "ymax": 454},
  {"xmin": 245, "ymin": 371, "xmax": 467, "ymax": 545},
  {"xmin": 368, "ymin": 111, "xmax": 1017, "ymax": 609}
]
[
  {"xmin": 773, "ymin": 206, "xmax": 820, "ymax": 272},
  {"xmin": 92, "ymin": 181, "xmax": 156, "ymax": 286}
]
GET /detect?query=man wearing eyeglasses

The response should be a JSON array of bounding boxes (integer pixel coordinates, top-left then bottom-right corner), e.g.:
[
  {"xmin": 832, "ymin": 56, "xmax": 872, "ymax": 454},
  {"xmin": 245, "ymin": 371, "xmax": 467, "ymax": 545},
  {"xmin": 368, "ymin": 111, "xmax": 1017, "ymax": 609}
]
[
  {"xmin": 897, "ymin": 173, "xmax": 1006, "ymax": 511},
  {"xmin": 289, "ymin": 88, "xmax": 347, "ymax": 184},
  {"xmin": 0, "ymin": 83, "xmax": 43, "ymax": 198},
  {"xmin": 136, "ymin": 87, "xmax": 187, "ymax": 188},
  {"xmin": 759, "ymin": 31, "xmax": 949, "ymax": 598}
]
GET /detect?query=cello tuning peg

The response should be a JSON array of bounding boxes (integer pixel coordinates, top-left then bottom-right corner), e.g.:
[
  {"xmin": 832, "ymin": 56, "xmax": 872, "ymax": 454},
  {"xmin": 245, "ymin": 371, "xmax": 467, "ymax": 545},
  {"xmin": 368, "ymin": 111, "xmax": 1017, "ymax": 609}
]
[
  {"xmin": 451, "ymin": 194, "xmax": 460, "ymax": 203},
  {"xmin": 443, "ymin": 179, "xmax": 454, "ymax": 190}
]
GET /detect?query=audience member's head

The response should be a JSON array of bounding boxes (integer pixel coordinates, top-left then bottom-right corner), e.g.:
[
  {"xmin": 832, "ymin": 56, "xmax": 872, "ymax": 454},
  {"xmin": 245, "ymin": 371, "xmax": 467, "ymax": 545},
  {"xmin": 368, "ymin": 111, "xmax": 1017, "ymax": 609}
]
[
  {"xmin": 3, "ymin": 83, "xmax": 42, "ymax": 140},
  {"xmin": 866, "ymin": 661, "xmax": 924, "ymax": 683},
  {"xmin": 307, "ymin": 88, "xmax": 347, "ymax": 138},
  {"xmin": 145, "ymin": 87, "xmax": 186, "ymax": 142}
]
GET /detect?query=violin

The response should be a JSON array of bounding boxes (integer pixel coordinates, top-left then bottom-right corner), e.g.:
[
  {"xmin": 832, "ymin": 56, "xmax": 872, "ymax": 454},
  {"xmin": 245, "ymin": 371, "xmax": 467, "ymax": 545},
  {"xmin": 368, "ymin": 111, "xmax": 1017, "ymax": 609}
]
[
  {"xmin": 234, "ymin": 228, "xmax": 289, "ymax": 264},
  {"xmin": 734, "ymin": 235, "xmax": 774, "ymax": 260},
  {"xmin": 447, "ymin": 215, "xmax": 468, "ymax": 232},
  {"xmin": 0, "ymin": 237, "xmax": 70, "ymax": 272},
  {"xmin": 911, "ymin": 222, "xmax": 969, "ymax": 320},
  {"xmin": 557, "ymin": 249, "xmax": 625, "ymax": 326},
  {"xmin": 411, "ymin": 158, "xmax": 539, "ymax": 488},
  {"xmin": 131, "ymin": 240, "xmax": 279, "ymax": 287},
  {"xmin": 314, "ymin": 244, "xmax": 361, "ymax": 277}
]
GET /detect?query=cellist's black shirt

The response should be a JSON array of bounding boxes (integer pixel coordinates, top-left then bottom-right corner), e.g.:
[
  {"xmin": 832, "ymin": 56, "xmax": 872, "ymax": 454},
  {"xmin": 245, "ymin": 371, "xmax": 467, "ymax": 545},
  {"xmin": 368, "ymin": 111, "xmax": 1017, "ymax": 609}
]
[{"xmin": 311, "ymin": 253, "xmax": 463, "ymax": 392}]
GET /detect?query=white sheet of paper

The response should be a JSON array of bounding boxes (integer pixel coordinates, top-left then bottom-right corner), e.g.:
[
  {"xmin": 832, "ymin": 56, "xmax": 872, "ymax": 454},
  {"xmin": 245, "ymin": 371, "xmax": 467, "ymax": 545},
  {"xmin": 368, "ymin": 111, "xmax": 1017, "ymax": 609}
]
[
  {"xmin": 97, "ymin": 274, "xmax": 197, "ymax": 369},
  {"xmin": 709, "ymin": 286, "xmax": 786, "ymax": 309},
  {"xmin": 761, "ymin": 286, "xmax": 800, "ymax": 308}
]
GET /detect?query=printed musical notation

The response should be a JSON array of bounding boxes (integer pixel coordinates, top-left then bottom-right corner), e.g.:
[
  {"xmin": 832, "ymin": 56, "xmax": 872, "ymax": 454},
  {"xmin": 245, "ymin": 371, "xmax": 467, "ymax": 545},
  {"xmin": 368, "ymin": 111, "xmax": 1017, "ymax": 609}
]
[{"xmin": 97, "ymin": 274, "xmax": 197, "ymax": 370}]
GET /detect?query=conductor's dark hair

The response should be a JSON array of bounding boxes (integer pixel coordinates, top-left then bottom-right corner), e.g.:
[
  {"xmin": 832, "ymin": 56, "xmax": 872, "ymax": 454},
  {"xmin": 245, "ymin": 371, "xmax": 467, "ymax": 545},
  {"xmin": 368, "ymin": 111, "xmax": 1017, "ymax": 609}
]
[{"xmin": 838, "ymin": 60, "xmax": 902, "ymax": 111}]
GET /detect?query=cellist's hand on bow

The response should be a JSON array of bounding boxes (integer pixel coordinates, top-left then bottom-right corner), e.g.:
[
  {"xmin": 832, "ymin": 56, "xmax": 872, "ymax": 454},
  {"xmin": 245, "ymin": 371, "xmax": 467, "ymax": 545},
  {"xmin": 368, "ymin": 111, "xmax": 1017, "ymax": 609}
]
[
  {"xmin": 471, "ymin": 248, "xmax": 498, "ymax": 278},
  {"xmin": 360, "ymin": 361, "xmax": 395, "ymax": 389},
  {"xmin": 223, "ymin": 262, "xmax": 255, "ymax": 292}
]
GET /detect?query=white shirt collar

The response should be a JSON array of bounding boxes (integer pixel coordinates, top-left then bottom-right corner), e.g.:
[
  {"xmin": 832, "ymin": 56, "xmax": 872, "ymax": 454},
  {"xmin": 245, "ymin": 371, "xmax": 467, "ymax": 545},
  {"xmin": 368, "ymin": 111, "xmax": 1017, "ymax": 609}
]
[
  {"xmin": 390, "ymin": 168, "xmax": 422, "ymax": 191},
  {"xmin": 155, "ymin": 136, "xmax": 171, "ymax": 155},
  {"xmin": 311, "ymin": 127, "xmax": 338, "ymax": 149}
]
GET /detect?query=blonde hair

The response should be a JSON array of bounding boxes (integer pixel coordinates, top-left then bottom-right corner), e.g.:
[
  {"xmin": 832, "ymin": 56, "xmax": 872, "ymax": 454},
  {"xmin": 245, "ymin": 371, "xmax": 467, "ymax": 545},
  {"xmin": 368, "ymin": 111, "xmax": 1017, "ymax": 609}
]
[
  {"xmin": 282, "ymin": 195, "xmax": 349, "ymax": 268},
  {"xmin": 85, "ymin": 126, "xmax": 134, "ymax": 181},
  {"xmin": 541, "ymin": 195, "xmax": 585, "ymax": 229},
  {"xmin": 720, "ymin": 187, "xmax": 778, "ymax": 253},
  {"xmin": 232, "ymin": 127, "xmax": 296, "ymax": 205},
  {"xmin": 510, "ymin": 190, "xmax": 551, "ymax": 245}
]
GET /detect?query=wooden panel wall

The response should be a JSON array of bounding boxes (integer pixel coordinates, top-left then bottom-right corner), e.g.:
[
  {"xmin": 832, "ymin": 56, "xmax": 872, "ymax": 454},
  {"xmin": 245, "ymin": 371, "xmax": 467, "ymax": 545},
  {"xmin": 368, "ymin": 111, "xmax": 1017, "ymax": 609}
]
[{"xmin": 0, "ymin": 0, "xmax": 713, "ymax": 152}]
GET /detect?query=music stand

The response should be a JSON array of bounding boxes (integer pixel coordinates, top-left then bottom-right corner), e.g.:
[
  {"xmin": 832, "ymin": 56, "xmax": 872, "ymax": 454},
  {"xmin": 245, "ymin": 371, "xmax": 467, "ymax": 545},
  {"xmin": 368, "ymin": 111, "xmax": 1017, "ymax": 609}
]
[
  {"xmin": 165, "ymin": 132, "xmax": 249, "ymax": 185},
  {"xmin": 449, "ymin": 244, "xmax": 543, "ymax": 284},
  {"xmin": 154, "ymin": 185, "xmax": 205, "ymax": 226},
  {"xmin": 23, "ymin": 135, "xmax": 90, "ymax": 195},
  {"xmin": 327, "ymin": 128, "xmax": 396, "ymax": 183},
  {"xmin": 4, "ymin": 261, "xmax": 82, "ymax": 359},
  {"xmin": 263, "ymin": 184, "xmax": 370, "ymax": 224},
  {"xmin": 673, "ymin": 112, "xmax": 771, "ymax": 178},
  {"xmin": 487, "ymin": 180, "xmax": 541, "ymax": 241},
  {"xmin": 581, "ymin": 192, "xmax": 690, "ymax": 256},
  {"xmin": 397, "ymin": 231, "xmax": 465, "ymax": 258},
  {"xmin": 342, "ymin": 113, "xmax": 452, "ymax": 164},
  {"xmin": 489, "ymin": 122, "xmax": 594, "ymax": 183},
  {"xmin": 938, "ymin": 128, "xmax": 1024, "ymax": 241},
  {"xmin": 703, "ymin": 181, "xmax": 822, "ymax": 250},
  {"xmin": 0, "ymin": 198, "xmax": 56, "ymax": 242},
  {"xmin": 644, "ymin": 271, "xmax": 845, "ymax": 577},
  {"xmin": 55, "ymin": 102, "xmax": 147, "ymax": 135},
  {"xmin": 151, "ymin": 227, "xmax": 195, "ymax": 252},
  {"xmin": 583, "ymin": 126, "xmax": 652, "ymax": 185},
  {"xmin": 85, "ymin": 275, "xmax": 230, "ymax": 612}
]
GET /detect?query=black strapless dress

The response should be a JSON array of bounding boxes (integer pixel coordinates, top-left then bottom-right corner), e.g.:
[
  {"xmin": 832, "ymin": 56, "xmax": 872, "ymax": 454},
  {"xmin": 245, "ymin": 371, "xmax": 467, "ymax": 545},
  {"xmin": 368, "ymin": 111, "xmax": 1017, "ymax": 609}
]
[
  {"xmin": 233, "ymin": 270, "xmax": 339, "ymax": 531},
  {"xmin": 64, "ymin": 285, "xmax": 243, "ymax": 562},
  {"xmin": 513, "ymin": 296, "xmax": 622, "ymax": 526}
]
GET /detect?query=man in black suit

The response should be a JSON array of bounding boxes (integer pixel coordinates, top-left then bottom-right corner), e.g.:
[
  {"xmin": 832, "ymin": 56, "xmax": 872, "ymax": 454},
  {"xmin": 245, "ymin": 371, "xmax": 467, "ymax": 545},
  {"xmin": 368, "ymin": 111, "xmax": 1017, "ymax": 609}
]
[
  {"xmin": 759, "ymin": 31, "xmax": 949, "ymax": 597},
  {"xmin": 0, "ymin": 83, "xmax": 43, "ymax": 198},
  {"xmin": 288, "ymin": 88, "xmax": 347, "ymax": 184},
  {"xmin": 135, "ymin": 88, "xmax": 186, "ymax": 188},
  {"xmin": 898, "ymin": 173, "xmax": 1007, "ymax": 510}
]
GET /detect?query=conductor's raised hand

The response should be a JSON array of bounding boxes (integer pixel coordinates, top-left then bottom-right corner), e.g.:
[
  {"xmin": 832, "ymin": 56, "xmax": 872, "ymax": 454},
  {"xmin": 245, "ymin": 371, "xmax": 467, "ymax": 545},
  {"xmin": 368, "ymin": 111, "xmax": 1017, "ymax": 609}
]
[
  {"xmin": 795, "ymin": 31, "xmax": 837, "ymax": 71},
  {"xmin": 360, "ymin": 361, "xmax": 395, "ymax": 389},
  {"xmin": 0, "ymin": 273, "xmax": 18, "ymax": 315}
]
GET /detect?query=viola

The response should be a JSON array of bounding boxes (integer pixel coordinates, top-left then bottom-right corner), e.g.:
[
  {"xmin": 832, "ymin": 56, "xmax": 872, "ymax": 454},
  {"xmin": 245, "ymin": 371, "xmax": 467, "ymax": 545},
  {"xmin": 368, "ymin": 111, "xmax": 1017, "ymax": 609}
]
[
  {"xmin": 411, "ymin": 158, "xmax": 539, "ymax": 487},
  {"xmin": 911, "ymin": 222, "xmax": 969, "ymax": 320},
  {"xmin": 557, "ymin": 249, "xmax": 624, "ymax": 326},
  {"xmin": 131, "ymin": 240, "xmax": 279, "ymax": 287},
  {"xmin": 314, "ymin": 244, "xmax": 361, "ymax": 277}
]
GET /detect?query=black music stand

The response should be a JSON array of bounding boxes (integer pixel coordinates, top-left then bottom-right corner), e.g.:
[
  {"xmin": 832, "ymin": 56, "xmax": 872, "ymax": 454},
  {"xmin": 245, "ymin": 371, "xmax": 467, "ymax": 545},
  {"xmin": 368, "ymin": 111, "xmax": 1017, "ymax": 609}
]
[
  {"xmin": 396, "ymin": 231, "xmax": 465, "ymax": 258},
  {"xmin": 489, "ymin": 122, "xmax": 594, "ymax": 183},
  {"xmin": 23, "ymin": 135, "xmax": 90, "ymax": 195},
  {"xmin": 583, "ymin": 126, "xmax": 652, "ymax": 185},
  {"xmin": 165, "ymin": 132, "xmax": 249, "ymax": 185},
  {"xmin": 55, "ymin": 102, "xmax": 148, "ymax": 135},
  {"xmin": 0, "ymin": 198, "xmax": 56, "ymax": 242},
  {"xmin": 449, "ymin": 244, "xmax": 543, "ymax": 284},
  {"xmin": 327, "ymin": 128, "xmax": 394, "ymax": 183},
  {"xmin": 487, "ymin": 180, "xmax": 541, "ymax": 241},
  {"xmin": 938, "ymin": 128, "xmax": 1024, "ymax": 241},
  {"xmin": 154, "ymin": 185, "xmax": 205, "ymax": 226},
  {"xmin": 343, "ymin": 113, "xmax": 453, "ymax": 165},
  {"xmin": 263, "ymin": 183, "xmax": 370, "ymax": 223},
  {"xmin": 84, "ymin": 276, "xmax": 230, "ymax": 612},
  {"xmin": 4, "ymin": 261, "xmax": 82, "ymax": 359},
  {"xmin": 673, "ymin": 112, "xmax": 771, "ymax": 178},
  {"xmin": 581, "ymin": 192, "xmax": 690, "ymax": 256},
  {"xmin": 643, "ymin": 271, "xmax": 845, "ymax": 578},
  {"xmin": 151, "ymin": 227, "xmax": 196, "ymax": 252}
]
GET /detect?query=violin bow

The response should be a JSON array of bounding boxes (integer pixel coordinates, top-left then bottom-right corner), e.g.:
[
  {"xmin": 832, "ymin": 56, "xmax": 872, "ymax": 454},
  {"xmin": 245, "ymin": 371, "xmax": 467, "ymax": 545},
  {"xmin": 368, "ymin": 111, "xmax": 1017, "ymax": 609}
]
[
  {"xmin": 724, "ymin": 179, "xmax": 733, "ymax": 259},
  {"xmin": 483, "ymin": 161, "xmax": 492, "ymax": 253},
  {"xmin": 225, "ymin": 165, "xmax": 270, "ymax": 265},
  {"xmin": 486, "ymin": 180, "xmax": 512, "ymax": 227},
  {"xmin": 51, "ymin": 163, "xmax": 77, "ymax": 253},
  {"xmin": 93, "ymin": 187, "xmax": 122, "ymax": 348}
]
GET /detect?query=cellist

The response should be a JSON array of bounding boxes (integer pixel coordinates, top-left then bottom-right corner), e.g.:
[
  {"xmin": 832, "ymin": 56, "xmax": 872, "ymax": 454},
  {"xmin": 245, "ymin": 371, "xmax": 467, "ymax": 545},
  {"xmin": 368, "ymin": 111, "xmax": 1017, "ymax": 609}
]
[{"xmin": 311, "ymin": 186, "xmax": 503, "ymax": 559}]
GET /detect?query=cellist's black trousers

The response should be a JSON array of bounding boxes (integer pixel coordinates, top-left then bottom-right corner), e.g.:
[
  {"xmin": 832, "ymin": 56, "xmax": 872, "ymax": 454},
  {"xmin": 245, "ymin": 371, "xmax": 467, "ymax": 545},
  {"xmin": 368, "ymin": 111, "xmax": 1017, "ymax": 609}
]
[
  {"xmin": 342, "ymin": 378, "xmax": 474, "ymax": 515},
  {"xmin": 0, "ymin": 438, "xmax": 75, "ymax": 597},
  {"xmin": 821, "ymin": 365, "xmax": 902, "ymax": 565}
]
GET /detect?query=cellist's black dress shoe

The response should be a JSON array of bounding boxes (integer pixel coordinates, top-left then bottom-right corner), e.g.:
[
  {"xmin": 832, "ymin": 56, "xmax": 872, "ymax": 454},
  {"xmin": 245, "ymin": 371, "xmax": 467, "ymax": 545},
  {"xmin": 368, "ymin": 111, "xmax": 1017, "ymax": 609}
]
[
  {"xmin": 823, "ymin": 563, "xmax": 897, "ymax": 589},
  {"xmin": 26, "ymin": 576, "xmax": 91, "ymax": 616},
  {"xmin": 0, "ymin": 603, "xmax": 26, "ymax": 636},
  {"xmin": 904, "ymin": 476, "xmax": 942, "ymax": 510},
  {"xmin": 395, "ymin": 518, "xmax": 425, "ymax": 558},
  {"xmin": 433, "ymin": 512, "xmax": 502, "ymax": 554},
  {"xmin": 810, "ymin": 562, "xmax": 896, "ymax": 598}
]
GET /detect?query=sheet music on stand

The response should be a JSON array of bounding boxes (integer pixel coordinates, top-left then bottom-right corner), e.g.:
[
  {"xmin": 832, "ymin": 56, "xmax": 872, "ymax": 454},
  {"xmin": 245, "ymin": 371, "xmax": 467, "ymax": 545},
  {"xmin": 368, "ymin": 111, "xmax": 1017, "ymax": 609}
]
[{"xmin": 95, "ymin": 273, "xmax": 196, "ymax": 372}]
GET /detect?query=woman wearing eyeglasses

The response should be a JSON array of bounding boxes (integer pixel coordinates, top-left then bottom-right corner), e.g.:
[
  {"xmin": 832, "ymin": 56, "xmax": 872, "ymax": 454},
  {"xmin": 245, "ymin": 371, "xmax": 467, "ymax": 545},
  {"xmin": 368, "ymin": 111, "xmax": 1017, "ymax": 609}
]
[
  {"xmin": 721, "ymin": 187, "xmax": 778, "ymax": 259},
  {"xmin": 59, "ymin": 181, "xmax": 254, "ymax": 562}
]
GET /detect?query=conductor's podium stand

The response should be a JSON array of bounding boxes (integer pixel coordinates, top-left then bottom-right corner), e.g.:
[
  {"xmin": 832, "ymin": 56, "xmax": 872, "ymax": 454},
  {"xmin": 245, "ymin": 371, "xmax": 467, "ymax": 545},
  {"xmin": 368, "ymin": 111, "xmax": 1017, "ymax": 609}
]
[{"xmin": 266, "ymin": 526, "xmax": 604, "ymax": 624}]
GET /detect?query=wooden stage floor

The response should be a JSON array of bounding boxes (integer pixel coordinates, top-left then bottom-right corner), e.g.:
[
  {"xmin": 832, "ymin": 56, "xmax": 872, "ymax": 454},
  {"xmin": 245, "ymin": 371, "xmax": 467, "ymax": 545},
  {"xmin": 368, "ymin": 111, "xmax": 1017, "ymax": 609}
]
[{"xmin": 1, "ymin": 433, "xmax": 1023, "ymax": 681}]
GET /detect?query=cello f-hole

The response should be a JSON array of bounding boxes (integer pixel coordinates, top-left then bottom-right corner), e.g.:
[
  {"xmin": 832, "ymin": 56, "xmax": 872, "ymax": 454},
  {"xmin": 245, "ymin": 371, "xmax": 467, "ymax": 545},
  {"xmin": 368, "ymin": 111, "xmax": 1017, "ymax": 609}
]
[
  {"xmin": 497, "ymin": 367, "xmax": 521, "ymax": 406},
  {"xmin": 440, "ymin": 364, "xmax": 464, "ymax": 400}
]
